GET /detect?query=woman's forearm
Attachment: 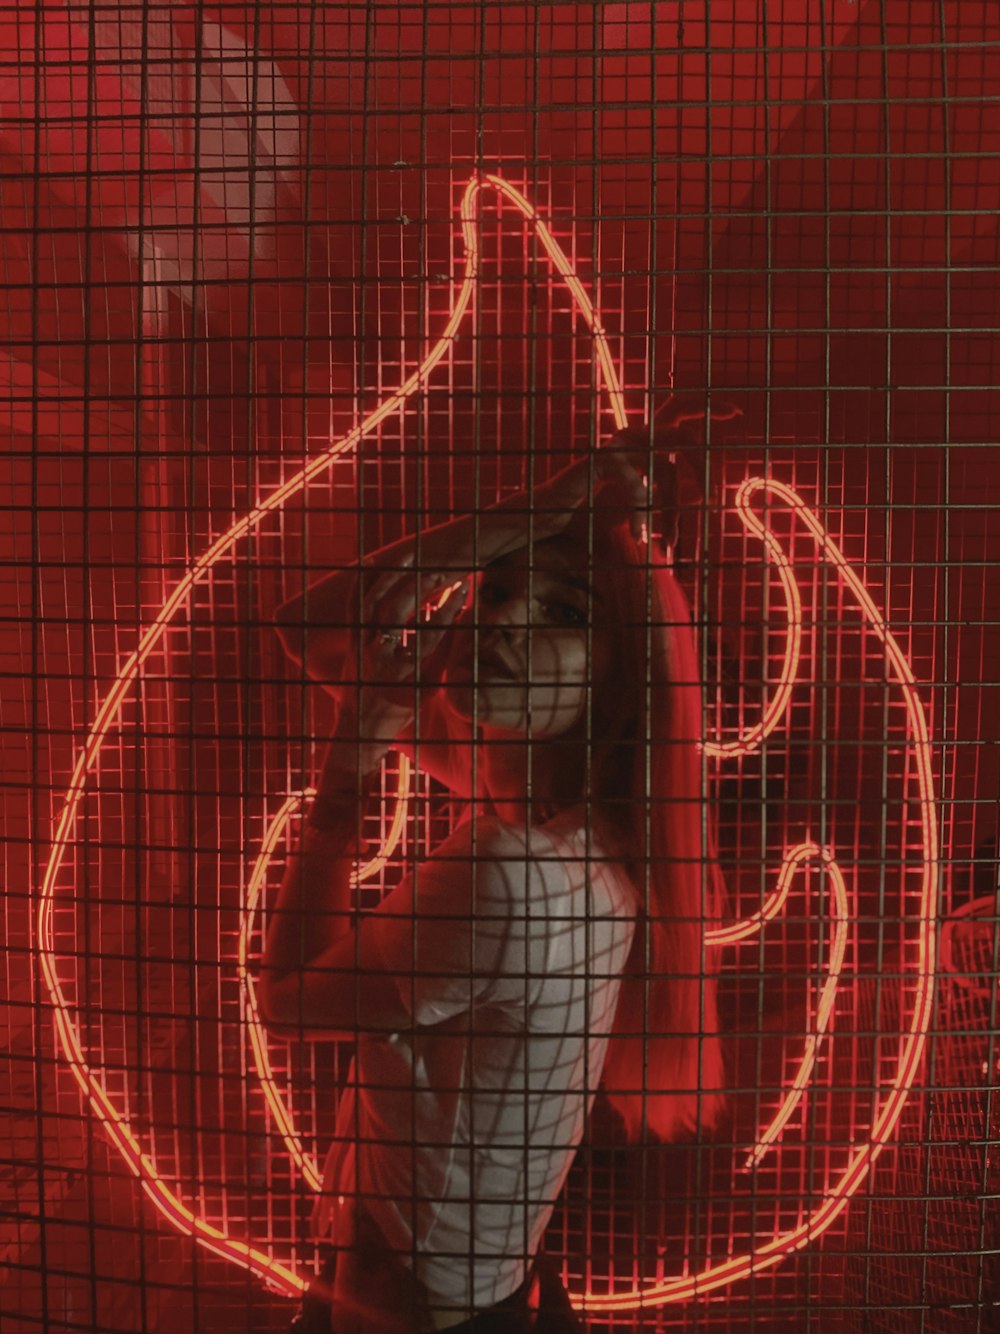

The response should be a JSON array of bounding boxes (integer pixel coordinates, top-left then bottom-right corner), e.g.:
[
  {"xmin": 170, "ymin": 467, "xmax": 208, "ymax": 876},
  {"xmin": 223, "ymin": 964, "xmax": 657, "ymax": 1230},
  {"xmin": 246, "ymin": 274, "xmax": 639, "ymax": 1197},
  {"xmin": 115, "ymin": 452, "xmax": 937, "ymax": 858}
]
[
  {"xmin": 259, "ymin": 730, "xmax": 388, "ymax": 991},
  {"xmin": 367, "ymin": 482, "xmax": 574, "ymax": 574},
  {"xmin": 273, "ymin": 440, "xmax": 653, "ymax": 679},
  {"xmin": 273, "ymin": 479, "xmax": 576, "ymax": 673}
]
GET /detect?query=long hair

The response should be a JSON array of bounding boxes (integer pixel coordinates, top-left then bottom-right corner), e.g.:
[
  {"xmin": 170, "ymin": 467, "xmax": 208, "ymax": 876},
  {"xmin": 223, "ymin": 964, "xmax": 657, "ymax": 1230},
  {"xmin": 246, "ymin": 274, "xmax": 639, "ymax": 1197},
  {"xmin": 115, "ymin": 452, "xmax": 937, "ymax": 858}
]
[
  {"xmin": 433, "ymin": 499, "xmax": 727, "ymax": 1143},
  {"xmin": 574, "ymin": 514, "xmax": 727, "ymax": 1143}
]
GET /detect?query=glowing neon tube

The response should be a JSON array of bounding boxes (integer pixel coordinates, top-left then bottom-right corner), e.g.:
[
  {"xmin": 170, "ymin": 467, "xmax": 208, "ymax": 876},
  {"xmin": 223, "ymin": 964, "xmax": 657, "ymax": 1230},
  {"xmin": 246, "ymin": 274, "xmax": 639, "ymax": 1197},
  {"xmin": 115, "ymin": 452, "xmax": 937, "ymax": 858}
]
[
  {"xmin": 243, "ymin": 477, "xmax": 933, "ymax": 1313},
  {"xmin": 237, "ymin": 761, "xmax": 411, "ymax": 1194},
  {"xmin": 36, "ymin": 168, "xmax": 937, "ymax": 1307},
  {"xmin": 37, "ymin": 173, "xmax": 629, "ymax": 1299},
  {"xmin": 578, "ymin": 479, "xmax": 938, "ymax": 1313},
  {"xmin": 705, "ymin": 841, "xmax": 850, "ymax": 1171},
  {"xmin": 238, "ymin": 793, "xmax": 323, "ymax": 1193},
  {"xmin": 706, "ymin": 838, "xmax": 805, "ymax": 948},
  {"xmin": 702, "ymin": 477, "xmax": 803, "ymax": 760},
  {"xmin": 742, "ymin": 845, "xmax": 850, "ymax": 1170}
]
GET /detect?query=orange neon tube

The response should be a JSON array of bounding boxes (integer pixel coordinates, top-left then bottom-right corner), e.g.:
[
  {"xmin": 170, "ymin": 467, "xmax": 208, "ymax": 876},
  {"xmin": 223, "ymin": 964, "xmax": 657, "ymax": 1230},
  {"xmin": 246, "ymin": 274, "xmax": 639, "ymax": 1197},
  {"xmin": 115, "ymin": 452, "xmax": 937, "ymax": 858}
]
[
  {"xmin": 706, "ymin": 841, "xmax": 850, "ymax": 1171},
  {"xmin": 37, "ymin": 174, "xmax": 629, "ymax": 1299},
  {"xmin": 742, "ymin": 845, "xmax": 850, "ymax": 1170},
  {"xmin": 239, "ymin": 482, "xmax": 934, "ymax": 1310},
  {"xmin": 36, "ymin": 173, "xmax": 937, "ymax": 1308},
  {"xmin": 238, "ymin": 765, "xmax": 413, "ymax": 1195},
  {"xmin": 702, "ymin": 477, "xmax": 803, "ymax": 760},
  {"xmin": 579, "ymin": 479, "xmax": 938, "ymax": 1313}
]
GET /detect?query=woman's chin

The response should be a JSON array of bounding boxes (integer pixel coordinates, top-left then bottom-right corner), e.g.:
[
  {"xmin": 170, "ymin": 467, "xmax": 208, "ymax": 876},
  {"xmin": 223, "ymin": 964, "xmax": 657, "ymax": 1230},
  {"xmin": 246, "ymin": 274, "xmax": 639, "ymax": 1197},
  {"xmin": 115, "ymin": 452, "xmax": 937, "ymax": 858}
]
[
  {"xmin": 442, "ymin": 678, "xmax": 585, "ymax": 737},
  {"xmin": 442, "ymin": 687, "xmax": 529, "ymax": 734}
]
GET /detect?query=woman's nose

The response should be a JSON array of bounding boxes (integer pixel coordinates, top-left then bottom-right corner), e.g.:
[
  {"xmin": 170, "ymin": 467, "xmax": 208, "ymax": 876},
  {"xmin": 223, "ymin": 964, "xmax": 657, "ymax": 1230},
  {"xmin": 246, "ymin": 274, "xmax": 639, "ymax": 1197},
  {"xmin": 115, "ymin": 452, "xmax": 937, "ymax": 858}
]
[{"xmin": 479, "ymin": 594, "xmax": 528, "ymax": 644}]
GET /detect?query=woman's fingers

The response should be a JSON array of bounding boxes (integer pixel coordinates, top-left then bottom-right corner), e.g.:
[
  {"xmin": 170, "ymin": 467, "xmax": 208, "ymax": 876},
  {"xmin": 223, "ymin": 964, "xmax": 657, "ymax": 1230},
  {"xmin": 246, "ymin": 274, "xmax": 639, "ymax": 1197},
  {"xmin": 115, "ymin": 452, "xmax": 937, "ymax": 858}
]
[
  {"xmin": 364, "ymin": 578, "xmax": 469, "ymax": 691},
  {"xmin": 359, "ymin": 564, "xmax": 409, "ymax": 629},
  {"xmin": 597, "ymin": 439, "xmax": 654, "ymax": 541},
  {"xmin": 365, "ymin": 563, "xmax": 467, "ymax": 635},
  {"xmin": 412, "ymin": 579, "xmax": 470, "ymax": 673},
  {"xmin": 425, "ymin": 577, "xmax": 471, "ymax": 619}
]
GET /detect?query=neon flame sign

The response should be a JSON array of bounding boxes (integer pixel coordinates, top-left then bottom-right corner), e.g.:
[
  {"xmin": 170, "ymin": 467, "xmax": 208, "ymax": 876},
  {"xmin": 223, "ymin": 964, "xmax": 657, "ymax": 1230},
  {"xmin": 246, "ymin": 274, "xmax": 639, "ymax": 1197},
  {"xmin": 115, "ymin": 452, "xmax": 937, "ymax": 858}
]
[{"xmin": 37, "ymin": 175, "xmax": 938, "ymax": 1308}]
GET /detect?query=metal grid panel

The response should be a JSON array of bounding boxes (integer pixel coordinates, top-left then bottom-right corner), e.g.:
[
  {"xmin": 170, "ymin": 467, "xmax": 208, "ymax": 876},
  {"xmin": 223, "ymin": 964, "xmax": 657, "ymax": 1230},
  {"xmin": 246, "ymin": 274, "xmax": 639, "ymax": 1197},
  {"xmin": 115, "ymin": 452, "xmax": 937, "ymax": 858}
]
[{"xmin": 2, "ymin": 3, "xmax": 998, "ymax": 1331}]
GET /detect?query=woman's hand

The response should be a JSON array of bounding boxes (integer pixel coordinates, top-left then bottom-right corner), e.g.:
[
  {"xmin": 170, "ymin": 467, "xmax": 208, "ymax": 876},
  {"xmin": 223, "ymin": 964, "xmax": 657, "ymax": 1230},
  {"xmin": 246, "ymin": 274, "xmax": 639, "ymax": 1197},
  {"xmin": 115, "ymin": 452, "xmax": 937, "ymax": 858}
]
[
  {"xmin": 339, "ymin": 570, "xmax": 470, "ymax": 747},
  {"xmin": 533, "ymin": 429, "xmax": 672, "ymax": 543},
  {"xmin": 275, "ymin": 424, "xmax": 673, "ymax": 700}
]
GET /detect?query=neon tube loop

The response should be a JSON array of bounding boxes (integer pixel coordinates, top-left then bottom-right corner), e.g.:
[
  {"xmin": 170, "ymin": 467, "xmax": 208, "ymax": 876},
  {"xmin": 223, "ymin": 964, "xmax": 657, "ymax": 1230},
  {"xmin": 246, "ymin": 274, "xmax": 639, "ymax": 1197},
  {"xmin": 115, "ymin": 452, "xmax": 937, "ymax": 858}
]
[
  {"xmin": 701, "ymin": 477, "xmax": 803, "ymax": 760},
  {"xmin": 37, "ymin": 173, "xmax": 628, "ymax": 1299},
  {"xmin": 37, "ymin": 176, "xmax": 937, "ymax": 1307},
  {"xmin": 580, "ymin": 481, "xmax": 938, "ymax": 1312},
  {"xmin": 237, "ymin": 764, "xmax": 412, "ymax": 1197},
  {"xmin": 235, "ymin": 580, "xmax": 465, "ymax": 1193}
]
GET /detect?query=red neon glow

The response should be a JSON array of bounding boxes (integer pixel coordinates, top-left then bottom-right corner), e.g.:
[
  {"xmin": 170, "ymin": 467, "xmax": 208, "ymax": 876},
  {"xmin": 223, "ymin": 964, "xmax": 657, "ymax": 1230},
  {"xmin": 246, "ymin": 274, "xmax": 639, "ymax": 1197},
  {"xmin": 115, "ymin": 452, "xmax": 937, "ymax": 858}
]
[
  {"xmin": 36, "ymin": 176, "xmax": 938, "ymax": 1309},
  {"xmin": 239, "ymin": 793, "xmax": 324, "ymax": 1193},
  {"xmin": 236, "ymin": 579, "xmax": 453, "ymax": 1197},
  {"xmin": 705, "ymin": 842, "xmax": 850, "ymax": 1169},
  {"xmin": 579, "ymin": 478, "xmax": 939, "ymax": 1313},
  {"xmin": 740, "ymin": 845, "xmax": 850, "ymax": 1170},
  {"xmin": 706, "ymin": 840, "xmax": 806, "ymax": 949},
  {"xmin": 36, "ymin": 174, "xmax": 628, "ymax": 1300},
  {"xmin": 702, "ymin": 477, "xmax": 803, "ymax": 760},
  {"xmin": 238, "ymin": 758, "xmax": 414, "ymax": 1194}
]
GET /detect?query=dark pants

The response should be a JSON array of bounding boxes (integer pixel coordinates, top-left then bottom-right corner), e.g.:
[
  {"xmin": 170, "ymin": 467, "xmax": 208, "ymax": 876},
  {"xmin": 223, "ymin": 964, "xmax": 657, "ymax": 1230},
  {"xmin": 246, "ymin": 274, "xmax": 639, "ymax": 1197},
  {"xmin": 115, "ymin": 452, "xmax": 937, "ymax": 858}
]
[{"xmin": 290, "ymin": 1244, "xmax": 584, "ymax": 1334}]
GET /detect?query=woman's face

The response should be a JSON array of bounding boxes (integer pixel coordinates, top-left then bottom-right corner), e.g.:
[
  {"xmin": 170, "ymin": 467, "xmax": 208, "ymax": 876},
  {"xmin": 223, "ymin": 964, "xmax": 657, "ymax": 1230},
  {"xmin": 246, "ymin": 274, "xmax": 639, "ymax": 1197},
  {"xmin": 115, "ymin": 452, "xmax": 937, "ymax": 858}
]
[{"xmin": 442, "ymin": 537, "xmax": 612, "ymax": 736}]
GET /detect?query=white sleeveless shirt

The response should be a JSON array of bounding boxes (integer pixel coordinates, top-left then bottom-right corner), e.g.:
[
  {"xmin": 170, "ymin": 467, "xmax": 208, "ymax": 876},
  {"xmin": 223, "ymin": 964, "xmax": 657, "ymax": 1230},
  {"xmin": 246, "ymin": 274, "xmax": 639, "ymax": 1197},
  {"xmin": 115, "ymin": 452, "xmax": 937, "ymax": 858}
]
[{"xmin": 311, "ymin": 807, "xmax": 637, "ymax": 1327}]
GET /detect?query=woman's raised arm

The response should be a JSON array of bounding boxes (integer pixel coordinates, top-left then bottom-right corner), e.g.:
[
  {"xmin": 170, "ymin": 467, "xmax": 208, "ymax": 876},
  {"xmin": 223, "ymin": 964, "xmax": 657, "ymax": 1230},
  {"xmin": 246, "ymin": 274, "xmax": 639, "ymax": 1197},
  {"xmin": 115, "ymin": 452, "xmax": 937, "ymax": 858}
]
[
  {"xmin": 272, "ymin": 436, "xmax": 655, "ymax": 696},
  {"xmin": 257, "ymin": 588, "xmax": 467, "ymax": 1032}
]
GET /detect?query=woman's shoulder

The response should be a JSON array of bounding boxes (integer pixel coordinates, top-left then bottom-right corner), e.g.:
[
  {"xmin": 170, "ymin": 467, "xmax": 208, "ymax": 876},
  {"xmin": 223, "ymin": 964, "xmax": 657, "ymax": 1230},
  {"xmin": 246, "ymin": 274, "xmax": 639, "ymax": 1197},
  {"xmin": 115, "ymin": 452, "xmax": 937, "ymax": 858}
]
[
  {"xmin": 428, "ymin": 807, "xmax": 634, "ymax": 890},
  {"xmin": 455, "ymin": 805, "xmax": 623, "ymax": 862},
  {"xmin": 426, "ymin": 810, "xmax": 576, "ymax": 900},
  {"xmin": 421, "ymin": 811, "xmax": 545, "ymax": 881},
  {"xmin": 444, "ymin": 809, "xmax": 552, "ymax": 863},
  {"xmin": 538, "ymin": 809, "xmax": 640, "ymax": 917},
  {"xmin": 495, "ymin": 809, "xmax": 638, "ymax": 913}
]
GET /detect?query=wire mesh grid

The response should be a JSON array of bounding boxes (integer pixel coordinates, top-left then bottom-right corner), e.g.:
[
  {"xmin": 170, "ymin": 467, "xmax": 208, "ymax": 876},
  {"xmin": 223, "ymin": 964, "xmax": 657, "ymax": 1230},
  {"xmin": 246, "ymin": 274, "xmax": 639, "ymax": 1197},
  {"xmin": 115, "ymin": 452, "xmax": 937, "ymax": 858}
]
[{"xmin": 3, "ymin": 2, "xmax": 999, "ymax": 1331}]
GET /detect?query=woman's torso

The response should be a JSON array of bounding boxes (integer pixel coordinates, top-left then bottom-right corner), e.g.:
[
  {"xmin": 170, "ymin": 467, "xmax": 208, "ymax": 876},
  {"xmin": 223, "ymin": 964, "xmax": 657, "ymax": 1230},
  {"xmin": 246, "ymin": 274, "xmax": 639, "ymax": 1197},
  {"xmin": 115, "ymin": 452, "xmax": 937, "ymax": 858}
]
[{"xmin": 315, "ymin": 806, "xmax": 638, "ymax": 1330}]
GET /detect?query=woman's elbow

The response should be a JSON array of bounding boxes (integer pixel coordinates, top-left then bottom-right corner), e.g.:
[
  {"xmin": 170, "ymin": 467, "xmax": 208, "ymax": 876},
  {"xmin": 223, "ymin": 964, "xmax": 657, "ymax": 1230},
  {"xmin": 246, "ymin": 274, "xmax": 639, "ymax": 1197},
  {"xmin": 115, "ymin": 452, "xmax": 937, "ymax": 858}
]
[
  {"xmin": 256, "ymin": 970, "xmax": 295, "ymax": 1035},
  {"xmin": 255, "ymin": 969, "xmax": 357, "ymax": 1041},
  {"xmin": 273, "ymin": 600, "xmax": 341, "ymax": 673},
  {"xmin": 273, "ymin": 617, "xmax": 305, "ymax": 667},
  {"xmin": 282, "ymin": 627, "xmax": 347, "ymax": 695}
]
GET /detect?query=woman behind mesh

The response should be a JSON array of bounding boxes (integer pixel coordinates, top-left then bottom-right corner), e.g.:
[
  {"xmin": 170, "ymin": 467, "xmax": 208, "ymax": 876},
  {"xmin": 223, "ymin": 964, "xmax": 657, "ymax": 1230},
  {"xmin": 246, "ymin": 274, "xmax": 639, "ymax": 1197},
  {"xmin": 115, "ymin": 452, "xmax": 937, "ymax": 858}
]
[{"xmin": 261, "ymin": 427, "xmax": 726, "ymax": 1333}]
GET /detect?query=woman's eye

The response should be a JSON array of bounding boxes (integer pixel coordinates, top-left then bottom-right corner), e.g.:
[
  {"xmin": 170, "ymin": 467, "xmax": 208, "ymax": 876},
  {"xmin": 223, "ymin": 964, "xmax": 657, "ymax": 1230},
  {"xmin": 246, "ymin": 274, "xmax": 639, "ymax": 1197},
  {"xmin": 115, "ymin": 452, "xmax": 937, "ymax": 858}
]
[
  {"xmin": 546, "ymin": 600, "xmax": 587, "ymax": 627},
  {"xmin": 479, "ymin": 581, "xmax": 508, "ymax": 606}
]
